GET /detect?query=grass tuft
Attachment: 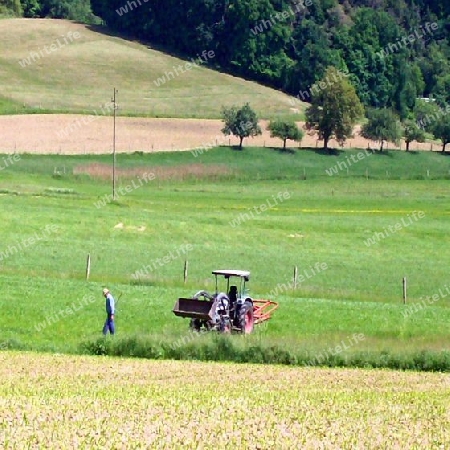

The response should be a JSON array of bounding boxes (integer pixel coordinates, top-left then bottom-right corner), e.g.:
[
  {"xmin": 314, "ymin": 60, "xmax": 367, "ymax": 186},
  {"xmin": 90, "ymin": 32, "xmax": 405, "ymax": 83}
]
[{"xmin": 79, "ymin": 335, "xmax": 450, "ymax": 372}]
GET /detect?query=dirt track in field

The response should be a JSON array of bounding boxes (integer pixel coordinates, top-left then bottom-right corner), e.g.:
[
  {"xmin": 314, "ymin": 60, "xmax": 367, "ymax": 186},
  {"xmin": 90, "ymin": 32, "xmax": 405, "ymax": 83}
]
[{"xmin": 0, "ymin": 114, "xmax": 437, "ymax": 154}]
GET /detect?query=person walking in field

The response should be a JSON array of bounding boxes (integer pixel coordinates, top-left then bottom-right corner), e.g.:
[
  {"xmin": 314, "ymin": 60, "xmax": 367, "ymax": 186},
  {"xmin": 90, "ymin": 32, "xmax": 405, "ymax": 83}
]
[{"xmin": 102, "ymin": 288, "xmax": 115, "ymax": 335}]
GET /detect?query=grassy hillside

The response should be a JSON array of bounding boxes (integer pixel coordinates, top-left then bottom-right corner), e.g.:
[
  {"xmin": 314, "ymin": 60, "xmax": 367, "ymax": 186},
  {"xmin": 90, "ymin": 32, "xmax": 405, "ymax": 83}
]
[
  {"xmin": 0, "ymin": 148, "xmax": 449, "ymax": 365},
  {"xmin": 0, "ymin": 19, "xmax": 302, "ymax": 119}
]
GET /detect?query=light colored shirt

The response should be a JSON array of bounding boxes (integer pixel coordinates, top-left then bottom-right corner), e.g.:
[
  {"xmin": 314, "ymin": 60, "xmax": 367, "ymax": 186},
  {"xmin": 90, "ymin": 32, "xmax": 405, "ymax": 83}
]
[{"xmin": 105, "ymin": 293, "xmax": 115, "ymax": 315}]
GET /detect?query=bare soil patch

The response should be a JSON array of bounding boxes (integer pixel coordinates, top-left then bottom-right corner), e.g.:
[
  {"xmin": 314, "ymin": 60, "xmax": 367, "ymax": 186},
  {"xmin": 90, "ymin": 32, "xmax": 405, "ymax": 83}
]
[{"xmin": 0, "ymin": 114, "xmax": 438, "ymax": 154}]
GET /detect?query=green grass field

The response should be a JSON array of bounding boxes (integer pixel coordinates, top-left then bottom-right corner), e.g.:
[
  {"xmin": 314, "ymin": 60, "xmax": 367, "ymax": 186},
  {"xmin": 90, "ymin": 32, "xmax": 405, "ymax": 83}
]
[
  {"xmin": 3, "ymin": 16, "xmax": 449, "ymax": 450},
  {"xmin": 0, "ymin": 18, "xmax": 301, "ymax": 119},
  {"xmin": 0, "ymin": 147, "xmax": 449, "ymax": 367}
]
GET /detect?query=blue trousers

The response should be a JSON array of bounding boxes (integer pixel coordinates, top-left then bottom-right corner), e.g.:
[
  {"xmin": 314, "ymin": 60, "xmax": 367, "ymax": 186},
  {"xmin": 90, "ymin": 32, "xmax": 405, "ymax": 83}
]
[{"xmin": 102, "ymin": 315, "xmax": 115, "ymax": 335}]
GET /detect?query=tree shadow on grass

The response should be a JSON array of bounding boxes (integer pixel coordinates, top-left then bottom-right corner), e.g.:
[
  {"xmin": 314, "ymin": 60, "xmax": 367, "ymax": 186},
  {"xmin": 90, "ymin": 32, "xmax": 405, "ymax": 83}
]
[
  {"xmin": 405, "ymin": 150, "xmax": 420, "ymax": 155},
  {"xmin": 86, "ymin": 24, "xmax": 187, "ymax": 60},
  {"xmin": 374, "ymin": 150, "xmax": 395, "ymax": 157},
  {"xmin": 267, "ymin": 147, "xmax": 296, "ymax": 155},
  {"xmin": 87, "ymin": 24, "xmax": 139, "ymax": 41},
  {"xmin": 311, "ymin": 147, "xmax": 343, "ymax": 156},
  {"xmin": 85, "ymin": 24, "xmax": 228, "ymax": 76}
]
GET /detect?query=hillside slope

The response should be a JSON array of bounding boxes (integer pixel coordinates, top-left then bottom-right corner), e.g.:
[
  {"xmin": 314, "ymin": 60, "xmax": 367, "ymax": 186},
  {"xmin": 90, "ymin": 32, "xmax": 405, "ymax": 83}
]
[{"xmin": 0, "ymin": 19, "xmax": 303, "ymax": 119}]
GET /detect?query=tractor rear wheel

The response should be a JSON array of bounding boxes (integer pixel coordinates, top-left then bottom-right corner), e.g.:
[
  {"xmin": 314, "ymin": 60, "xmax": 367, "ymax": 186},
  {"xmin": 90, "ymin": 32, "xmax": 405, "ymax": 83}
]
[
  {"xmin": 190, "ymin": 319, "xmax": 213, "ymax": 332},
  {"xmin": 238, "ymin": 301, "xmax": 254, "ymax": 334},
  {"xmin": 219, "ymin": 316, "xmax": 232, "ymax": 333},
  {"xmin": 189, "ymin": 318, "xmax": 201, "ymax": 332}
]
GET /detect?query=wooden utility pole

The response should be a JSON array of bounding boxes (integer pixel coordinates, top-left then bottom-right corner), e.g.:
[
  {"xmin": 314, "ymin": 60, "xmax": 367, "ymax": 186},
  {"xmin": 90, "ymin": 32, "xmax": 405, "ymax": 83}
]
[{"xmin": 111, "ymin": 88, "xmax": 118, "ymax": 200}]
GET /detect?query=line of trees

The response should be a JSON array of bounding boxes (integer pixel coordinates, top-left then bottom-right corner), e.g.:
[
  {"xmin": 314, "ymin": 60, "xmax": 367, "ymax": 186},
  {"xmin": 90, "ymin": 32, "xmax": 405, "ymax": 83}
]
[
  {"xmin": 223, "ymin": 67, "xmax": 450, "ymax": 152},
  {"xmin": 221, "ymin": 104, "xmax": 304, "ymax": 151}
]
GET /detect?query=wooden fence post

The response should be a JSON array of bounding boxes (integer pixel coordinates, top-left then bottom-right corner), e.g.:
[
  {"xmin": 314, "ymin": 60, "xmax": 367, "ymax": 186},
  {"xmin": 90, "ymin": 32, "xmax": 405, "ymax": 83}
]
[
  {"xmin": 184, "ymin": 260, "xmax": 188, "ymax": 283},
  {"xmin": 86, "ymin": 253, "xmax": 91, "ymax": 281},
  {"xmin": 293, "ymin": 266, "xmax": 298, "ymax": 290},
  {"xmin": 402, "ymin": 277, "xmax": 407, "ymax": 304}
]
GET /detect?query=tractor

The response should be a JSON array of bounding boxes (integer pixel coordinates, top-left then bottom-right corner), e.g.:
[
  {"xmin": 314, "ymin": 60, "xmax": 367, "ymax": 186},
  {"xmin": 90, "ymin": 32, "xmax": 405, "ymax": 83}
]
[{"xmin": 172, "ymin": 269, "xmax": 278, "ymax": 334}]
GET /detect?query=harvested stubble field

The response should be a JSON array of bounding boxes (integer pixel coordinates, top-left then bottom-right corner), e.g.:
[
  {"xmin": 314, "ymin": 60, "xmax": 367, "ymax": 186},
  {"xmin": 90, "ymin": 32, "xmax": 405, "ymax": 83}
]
[
  {"xmin": 0, "ymin": 115, "xmax": 437, "ymax": 154},
  {"xmin": 1, "ymin": 352, "xmax": 449, "ymax": 449}
]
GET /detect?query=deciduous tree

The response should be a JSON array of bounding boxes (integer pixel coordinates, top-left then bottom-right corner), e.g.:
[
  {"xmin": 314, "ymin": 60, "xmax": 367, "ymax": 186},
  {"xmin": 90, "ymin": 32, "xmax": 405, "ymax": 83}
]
[
  {"xmin": 305, "ymin": 66, "xmax": 364, "ymax": 151},
  {"xmin": 267, "ymin": 118, "xmax": 303, "ymax": 150},
  {"xmin": 433, "ymin": 115, "xmax": 450, "ymax": 152},
  {"xmin": 360, "ymin": 108, "xmax": 402, "ymax": 151},
  {"xmin": 221, "ymin": 103, "xmax": 261, "ymax": 150},
  {"xmin": 402, "ymin": 119, "xmax": 426, "ymax": 152}
]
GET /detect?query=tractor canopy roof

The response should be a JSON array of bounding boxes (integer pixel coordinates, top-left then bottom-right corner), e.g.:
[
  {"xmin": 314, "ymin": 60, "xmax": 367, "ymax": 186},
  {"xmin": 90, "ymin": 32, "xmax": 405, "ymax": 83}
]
[{"xmin": 212, "ymin": 270, "xmax": 250, "ymax": 281}]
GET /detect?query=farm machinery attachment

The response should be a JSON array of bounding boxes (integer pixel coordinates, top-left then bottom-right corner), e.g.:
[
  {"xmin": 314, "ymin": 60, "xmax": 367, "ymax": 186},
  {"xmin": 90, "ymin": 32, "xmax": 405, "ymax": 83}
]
[{"xmin": 172, "ymin": 270, "xmax": 278, "ymax": 334}]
